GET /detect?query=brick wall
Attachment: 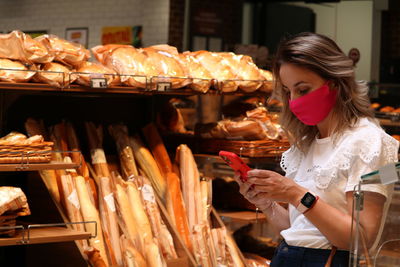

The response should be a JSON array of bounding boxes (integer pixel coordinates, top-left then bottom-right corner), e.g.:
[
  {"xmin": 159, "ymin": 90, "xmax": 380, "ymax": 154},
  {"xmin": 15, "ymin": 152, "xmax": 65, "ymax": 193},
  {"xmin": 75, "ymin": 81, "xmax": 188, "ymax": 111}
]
[{"xmin": 0, "ymin": 0, "xmax": 169, "ymax": 48}]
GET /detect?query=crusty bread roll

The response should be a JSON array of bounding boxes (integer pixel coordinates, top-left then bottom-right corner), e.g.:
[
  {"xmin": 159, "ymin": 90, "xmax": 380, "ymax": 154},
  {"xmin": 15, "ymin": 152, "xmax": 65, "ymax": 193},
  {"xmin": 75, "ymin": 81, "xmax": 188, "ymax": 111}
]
[{"xmin": 380, "ymin": 106, "xmax": 395, "ymax": 113}]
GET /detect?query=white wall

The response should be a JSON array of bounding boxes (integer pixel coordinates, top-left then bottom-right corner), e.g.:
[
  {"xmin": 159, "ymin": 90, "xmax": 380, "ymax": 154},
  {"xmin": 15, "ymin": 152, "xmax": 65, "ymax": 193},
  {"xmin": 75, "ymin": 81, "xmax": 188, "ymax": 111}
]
[
  {"xmin": 0, "ymin": 0, "xmax": 170, "ymax": 48},
  {"xmin": 283, "ymin": 1, "xmax": 374, "ymax": 81}
]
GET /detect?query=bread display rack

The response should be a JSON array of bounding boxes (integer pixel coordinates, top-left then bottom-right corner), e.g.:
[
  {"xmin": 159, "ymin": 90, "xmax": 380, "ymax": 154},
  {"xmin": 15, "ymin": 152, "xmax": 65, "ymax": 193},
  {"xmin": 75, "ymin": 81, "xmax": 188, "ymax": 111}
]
[
  {"xmin": 0, "ymin": 151, "xmax": 93, "ymax": 247},
  {"xmin": 0, "ymin": 64, "xmax": 278, "ymax": 266},
  {"xmin": 0, "ymin": 67, "xmax": 273, "ymax": 96},
  {"xmin": 0, "ymin": 150, "xmax": 82, "ymax": 171}
]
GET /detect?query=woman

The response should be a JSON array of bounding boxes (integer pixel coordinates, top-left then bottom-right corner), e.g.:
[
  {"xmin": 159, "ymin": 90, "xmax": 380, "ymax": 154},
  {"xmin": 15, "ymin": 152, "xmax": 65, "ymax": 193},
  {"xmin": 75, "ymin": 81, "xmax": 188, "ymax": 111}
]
[{"xmin": 235, "ymin": 32, "xmax": 399, "ymax": 266}]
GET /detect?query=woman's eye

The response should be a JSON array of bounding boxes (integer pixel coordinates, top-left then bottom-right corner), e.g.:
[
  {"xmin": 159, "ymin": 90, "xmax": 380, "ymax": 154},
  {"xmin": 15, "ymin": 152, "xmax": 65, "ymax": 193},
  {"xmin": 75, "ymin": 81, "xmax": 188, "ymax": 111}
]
[{"xmin": 298, "ymin": 88, "xmax": 310, "ymax": 95}]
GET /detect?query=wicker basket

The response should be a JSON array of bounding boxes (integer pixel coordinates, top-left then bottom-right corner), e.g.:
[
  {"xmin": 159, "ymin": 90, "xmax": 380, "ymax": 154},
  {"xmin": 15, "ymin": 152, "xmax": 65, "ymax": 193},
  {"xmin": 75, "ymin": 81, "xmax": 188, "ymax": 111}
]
[
  {"xmin": 0, "ymin": 142, "xmax": 53, "ymax": 164},
  {"xmin": 0, "ymin": 214, "xmax": 18, "ymax": 237},
  {"xmin": 199, "ymin": 138, "xmax": 290, "ymax": 158}
]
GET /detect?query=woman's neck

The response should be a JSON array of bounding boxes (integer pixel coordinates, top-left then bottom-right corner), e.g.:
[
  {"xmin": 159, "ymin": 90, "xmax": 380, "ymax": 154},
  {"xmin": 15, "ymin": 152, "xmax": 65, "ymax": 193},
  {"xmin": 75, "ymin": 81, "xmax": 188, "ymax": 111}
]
[{"xmin": 317, "ymin": 112, "xmax": 335, "ymax": 138}]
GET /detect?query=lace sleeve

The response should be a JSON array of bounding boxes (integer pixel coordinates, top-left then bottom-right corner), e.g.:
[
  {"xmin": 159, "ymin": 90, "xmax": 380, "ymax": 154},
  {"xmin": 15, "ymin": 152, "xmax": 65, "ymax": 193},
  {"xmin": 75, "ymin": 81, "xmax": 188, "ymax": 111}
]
[
  {"xmin": 345, "ymin": 131, "xmax": 399, "ymax": 195},
  {"xmin": 280, "ymin": 145, "xmax": 302, "ymax": 178}
]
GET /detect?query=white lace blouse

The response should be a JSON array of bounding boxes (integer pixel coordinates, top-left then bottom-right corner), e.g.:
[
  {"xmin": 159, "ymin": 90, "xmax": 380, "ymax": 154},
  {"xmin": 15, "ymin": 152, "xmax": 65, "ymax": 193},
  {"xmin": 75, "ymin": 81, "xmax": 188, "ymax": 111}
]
[{"xmin": 280, "ymin": 117, "xmax": 399, "ymax": 249}]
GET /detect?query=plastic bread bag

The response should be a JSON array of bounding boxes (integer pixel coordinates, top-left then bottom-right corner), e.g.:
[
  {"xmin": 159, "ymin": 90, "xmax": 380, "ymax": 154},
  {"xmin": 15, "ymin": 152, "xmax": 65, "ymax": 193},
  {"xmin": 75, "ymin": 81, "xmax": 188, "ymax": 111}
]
[
  {"xmin": 179, "ymin": 52, "xmax": 213, "ymax": 93},
  {"xmin": 92, "ymin": 45, "xmax": 147, "ymax": 88},
  {"xmin": 33, "ymin": 62, "xmax": 77, "ymax": 88},
  {"xmin": 0, "ymin": 58, "xmax": 37, "ymax": 82},
  {"xmin": 258, "ymin": 69, "xmax": 274, "ymax": 93},
  {"xmin": 0, "ymin": 30, "xmax": 53, "ymax": 64},
  {"xmin": 0, "ymin": 187, "xmax": 31, "ymax": 216},
  {"xmin": 142, "ymin": 47, "xmax": 189, "ymax": 89},
  {"xmin": 36, "ymin": 34, "xmax": 90, "ymax": 67},
  {"xmin": 191, "ymin": 51, "xmax": 239, "ymax": 92},
  {"xmin": 75, "ymin": 61, "xmax": 119, "ymax": 87},
  {"xmin": 218, "ymin": 52, "xmax": 264, "ymax": 92}
]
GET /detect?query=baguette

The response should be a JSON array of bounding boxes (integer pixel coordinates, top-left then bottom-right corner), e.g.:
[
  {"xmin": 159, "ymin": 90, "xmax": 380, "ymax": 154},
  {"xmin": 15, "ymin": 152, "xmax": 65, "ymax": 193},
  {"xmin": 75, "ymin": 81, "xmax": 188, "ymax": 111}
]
[
  {"xmin": 99, "ymin": 177, "xmax": 123, "ymax": 266},
  {"xmin": 115, "ymin": 183, "xmax": 143, "ymax": 253},
  {"xmin": 75, "ymin": 176, "xmax": 108, "ymax": 266}
]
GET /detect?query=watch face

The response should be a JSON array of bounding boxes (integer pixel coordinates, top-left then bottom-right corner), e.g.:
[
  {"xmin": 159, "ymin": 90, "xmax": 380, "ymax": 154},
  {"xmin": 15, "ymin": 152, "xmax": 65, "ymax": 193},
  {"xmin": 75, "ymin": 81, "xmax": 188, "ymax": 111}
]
[{"xmin": 301, "ymin": 192, "xmax": 316, "ymax": 208}]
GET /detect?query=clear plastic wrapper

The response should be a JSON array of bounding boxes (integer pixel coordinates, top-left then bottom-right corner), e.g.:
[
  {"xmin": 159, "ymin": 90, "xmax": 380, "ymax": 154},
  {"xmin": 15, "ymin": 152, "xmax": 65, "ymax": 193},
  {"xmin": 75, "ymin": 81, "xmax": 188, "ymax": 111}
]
[
  {"xmin": 178, "ymin": 53, "xmax": 213, "ymax": 93},
  {"xmin": 0, "ymin": 59, "xmax": 36, "ymax": 83},
  {"xmin": 33, "ymin": 62, "xmax": 76, "ymax": 88},
  {"xmin": 92, "ymin": 44, "xmax": 148, "ymax": 88},
  {"xmin": 218, "ymin": 52, "xmax": 264, "ymax": 92},
  {"xmin": 0, "ymin": 30, "xmax": 53, "ymax": 64},
  {"xmin": 35, "ymin": 34, "xmax": 90, "ymax": 67},
  {"xmin": 258, "ymin": 69, "xmax": 274, "ymax": 93},
  {"xmin": 0, "ymin": 187, "xmax": 30, "ymax": 216},
  {"xmin": 190, "ymin": 51, "xmax": 239, "ymax": 92},
  {"xmin": 142, "ymin": 47, "xmax": 189, "ymax": 89},
  {"xmin": 75, "ymin": 61, "xmax": 119, "ymax": 87}
]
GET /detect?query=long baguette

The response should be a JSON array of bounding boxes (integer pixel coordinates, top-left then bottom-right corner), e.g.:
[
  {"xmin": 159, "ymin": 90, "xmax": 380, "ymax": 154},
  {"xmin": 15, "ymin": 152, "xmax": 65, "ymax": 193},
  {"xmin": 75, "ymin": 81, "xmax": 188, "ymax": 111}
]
[
  {"xmin": 126, "ymin": 182, "xmax": 153, "ymax": 244},
  {"xmin": 115, "ymin": 183, "xmax": 143, "ymax": 253},
  {"xmin": 138, "ymin": 177, "xmax": 177, "ymax": 260},
  {"xmin": 120, "ymin": 235, "xmax": 147, "ymax": 267},
  {"xmin": 129, "ymin": 135, "xmax": 166, "ymax": 202},
  {"xmin": 142, "ymin": 123, "xmax": 172, "ymax": 176},
  {"xmin": 109, "ymin": 124, "xmax": 139, "ymax": 179},
  {"xmin": 99, "ymin": 177, "xmax": 123, "ymax": 266},
  {"xmin": 75, "ymin": 175, "xmax": 109, "ymax": 266}
]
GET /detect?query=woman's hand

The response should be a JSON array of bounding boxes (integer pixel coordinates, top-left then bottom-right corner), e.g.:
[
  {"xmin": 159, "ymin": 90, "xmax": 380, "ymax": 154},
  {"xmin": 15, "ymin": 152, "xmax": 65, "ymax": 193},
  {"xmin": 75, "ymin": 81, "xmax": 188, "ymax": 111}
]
[
  {"xmin": 233, "ymin": 172, "xmax": 274, "ymax": 210},
  {"xmin": 246, "ymin": 169, "xmax": 307, "ymax": 206}
]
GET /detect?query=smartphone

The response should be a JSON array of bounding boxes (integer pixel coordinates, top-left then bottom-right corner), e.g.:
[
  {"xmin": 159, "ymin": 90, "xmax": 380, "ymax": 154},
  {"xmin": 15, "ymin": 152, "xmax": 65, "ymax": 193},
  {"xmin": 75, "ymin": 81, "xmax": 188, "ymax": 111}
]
[{"xmin": 219, "ymin": 151, "xmax": 251, "ymax": 182}]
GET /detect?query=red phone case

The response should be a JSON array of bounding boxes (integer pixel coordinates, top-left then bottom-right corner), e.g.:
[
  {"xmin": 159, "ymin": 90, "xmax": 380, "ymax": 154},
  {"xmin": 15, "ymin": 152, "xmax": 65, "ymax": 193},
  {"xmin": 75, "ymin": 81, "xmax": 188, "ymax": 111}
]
[{"xmin": 219, "ymin": 151, "xmax": 251, "ymax": 182}]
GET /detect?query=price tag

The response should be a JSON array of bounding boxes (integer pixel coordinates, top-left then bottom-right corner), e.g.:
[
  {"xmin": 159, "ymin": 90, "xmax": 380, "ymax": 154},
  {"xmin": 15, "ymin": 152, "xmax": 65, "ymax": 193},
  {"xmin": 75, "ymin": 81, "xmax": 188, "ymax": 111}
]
[
  {"xmin": 91, "ymin": 78, "xmax": 108, "ymax": 89},
  {"xmin": 156, "ymin": 82, "xmax": 171, "ymax": 91}
]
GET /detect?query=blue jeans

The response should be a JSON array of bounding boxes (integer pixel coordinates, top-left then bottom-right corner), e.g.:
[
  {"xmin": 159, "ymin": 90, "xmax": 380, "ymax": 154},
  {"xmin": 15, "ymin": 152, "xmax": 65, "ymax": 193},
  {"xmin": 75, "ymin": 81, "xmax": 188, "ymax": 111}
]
[{"xmin": 270, "ymin": 241, "xmax": 349, "ymax": 267}]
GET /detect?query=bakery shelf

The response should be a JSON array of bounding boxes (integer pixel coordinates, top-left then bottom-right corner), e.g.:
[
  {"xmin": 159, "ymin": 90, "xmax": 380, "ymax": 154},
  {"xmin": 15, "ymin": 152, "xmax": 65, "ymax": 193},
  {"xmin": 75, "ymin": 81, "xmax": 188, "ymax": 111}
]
[
  {"xmin": 379, "ymin": 119, "xmax": 400, "ymax": 127},
  {"xmin": 0, "ymin": 161, "xmax": 80, "ymax": 171},
  {"xmin": 194, "ymin": 153, "xmax": 281, "ymax": 165},
  {"xmin": 218, "ymin": 210, "xmax": 267, "ymax": 223},
  {"xmin": 0, "ymin": 221, "xmax": 95, "ymax": 246}
]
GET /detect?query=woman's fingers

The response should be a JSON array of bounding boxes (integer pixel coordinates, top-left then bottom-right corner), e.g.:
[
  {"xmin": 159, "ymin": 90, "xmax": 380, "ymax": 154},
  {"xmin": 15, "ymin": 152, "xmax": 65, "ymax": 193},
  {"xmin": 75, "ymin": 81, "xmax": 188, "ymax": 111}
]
[{"xmin": 247, "ymin": 169, "xmax": 275, "ymax": 178}]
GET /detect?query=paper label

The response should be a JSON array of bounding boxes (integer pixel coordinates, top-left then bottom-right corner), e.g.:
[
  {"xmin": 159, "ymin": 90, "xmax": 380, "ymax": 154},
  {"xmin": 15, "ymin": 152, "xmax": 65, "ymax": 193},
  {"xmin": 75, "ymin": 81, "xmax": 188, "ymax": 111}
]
[
  {"xmin": 141, "ymin": 184, "xmax": 155, "ymax": 203},
  {"xmin": 104, "ymin": 193, "xmax": 116, "ymax": 212},
  {"xmin": 156, "ymin": 82, "xmax": 171, "ymax": 91},
  {"xmin": 67, "ymin": 189, "xmax": 80, "ymax": 210},
  {"xmin": 91, "ymin": 149, "xmax": 107, "ymax": 164},
  {"xmin": 379, "ymin": 163, "xmax": 399, "ymax": 185},
  {"xmin": 91, "ymin": 77, "xmax": 108, "ymax": 88}
]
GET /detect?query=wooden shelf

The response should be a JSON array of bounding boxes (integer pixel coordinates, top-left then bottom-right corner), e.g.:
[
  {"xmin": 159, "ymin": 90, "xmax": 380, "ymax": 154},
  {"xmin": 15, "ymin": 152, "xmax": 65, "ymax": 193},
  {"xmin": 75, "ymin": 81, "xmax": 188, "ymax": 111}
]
[
  {"xmin": 0, "ymin": 161, "xmax": 80, "ymax": 172},
  {"xmin": 0, "ymin": 82, "xmax": 270, "ymax": 96},
  {"xmin": 194, "ymin": 153, "xmax": 280, "ymax": 165},
  {"xmin": 379, "ymin": 119, "xmax": 400, "ymax": 127},
  {"xmin": 0, "ymin": 227, "xmax": 91, "ymax": 246},
  {"xmin": 218, "ymin": 210, "xmax": 267, "ymax": 223}
]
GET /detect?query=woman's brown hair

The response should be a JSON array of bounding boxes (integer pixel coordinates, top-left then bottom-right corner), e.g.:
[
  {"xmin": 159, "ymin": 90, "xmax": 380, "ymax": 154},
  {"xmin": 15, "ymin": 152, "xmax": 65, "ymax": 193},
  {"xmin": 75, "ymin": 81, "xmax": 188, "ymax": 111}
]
[{"xmin": 272, "ymin": 32, "xmax": 374, "ymax": 151}]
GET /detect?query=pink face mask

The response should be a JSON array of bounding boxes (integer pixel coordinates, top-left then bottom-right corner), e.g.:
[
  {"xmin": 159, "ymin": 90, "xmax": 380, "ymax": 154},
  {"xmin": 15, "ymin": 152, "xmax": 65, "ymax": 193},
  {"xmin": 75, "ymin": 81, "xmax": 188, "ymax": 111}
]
[{"xmin": 289, "ymin": 82, "xmax": 337, "ymax": 126}]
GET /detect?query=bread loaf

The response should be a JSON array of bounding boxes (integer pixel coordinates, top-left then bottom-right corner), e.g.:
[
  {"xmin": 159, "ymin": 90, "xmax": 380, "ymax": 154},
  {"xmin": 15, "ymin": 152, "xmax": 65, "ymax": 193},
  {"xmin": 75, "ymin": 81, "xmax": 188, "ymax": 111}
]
[
  {"xmin": 191, "ymin": 51, "xmax": 238, "ymax": 92},
  {"xmin": 35, "ymin": 35, "xmax": 90, "ymax": 67},
  {"xmin": 0, "ymin": 31, "xmax": 53, "ymax": 64},
  {"xmin": 0, "ymin": 59, "xmax": 36, "ymax": 83}
]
